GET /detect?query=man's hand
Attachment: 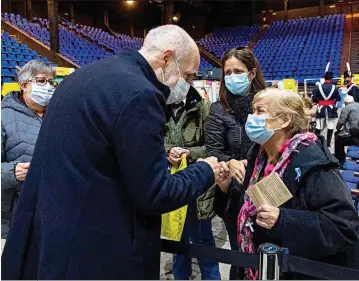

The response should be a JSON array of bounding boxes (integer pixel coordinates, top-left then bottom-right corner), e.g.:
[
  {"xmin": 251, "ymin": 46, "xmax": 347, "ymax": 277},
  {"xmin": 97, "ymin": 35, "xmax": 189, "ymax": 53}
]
[
  {"xmin": 250, "ymin": 204, "xmax": 280, "ymax": 230},
  {"xmin": 197, "ymin": 156, "xmax": 220, "ymax": 179},
  {"xmin": 168, "ymin": 147, "xmax": 190, "ymax": 165},
  {"xmin": 198, "ymin": 158, "xmax": 230, "ymax": 188},
  {"xmin": 15, "ymin": 162, "xmax": 30, "ymax": 182},
  {"xmin": 228, "ymin": 159, "xmax": 247, "ymax": 184}
]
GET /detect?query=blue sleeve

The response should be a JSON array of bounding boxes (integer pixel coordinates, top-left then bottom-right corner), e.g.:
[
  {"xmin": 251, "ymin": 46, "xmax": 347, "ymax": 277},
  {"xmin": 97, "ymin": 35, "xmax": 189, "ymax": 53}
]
[
  {"xmin": 352, "ymin": 86, "xmax": 359, "ymax": 103},
  {"xmin": 312, "ymin": 88, "xmax": 319, "ymax": 103},
  {"xmin": 1, "ymin": 116, "xmax": 20, "ymax": 190},
  {"xmin": 334, "ymin": 88, "xmax": 341, "ymax": 102},
  {"xmin": 113, "ymin": 90, "xmax": 215, "ymax": 215}
]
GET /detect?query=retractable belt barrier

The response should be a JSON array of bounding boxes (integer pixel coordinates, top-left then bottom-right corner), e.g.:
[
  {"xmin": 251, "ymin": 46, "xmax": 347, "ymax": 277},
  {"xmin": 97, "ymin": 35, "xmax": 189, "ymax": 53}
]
[{"xmin": 160, "ymin": 239, "xmax": 359, "ymax": 280}]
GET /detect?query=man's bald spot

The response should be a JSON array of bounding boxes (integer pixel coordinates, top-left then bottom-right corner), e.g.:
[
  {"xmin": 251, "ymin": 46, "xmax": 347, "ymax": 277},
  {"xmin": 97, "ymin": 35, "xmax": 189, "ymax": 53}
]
[{"xmin": 141, "ymin": 25, "xmax": 199, "ymax": 62}]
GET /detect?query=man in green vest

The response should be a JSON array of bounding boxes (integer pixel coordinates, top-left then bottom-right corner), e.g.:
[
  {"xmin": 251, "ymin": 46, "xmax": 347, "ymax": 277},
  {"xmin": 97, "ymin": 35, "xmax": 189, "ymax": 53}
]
[{"xmin": 164, "ymin": 85, "xmax": 220, "ymax": 280}]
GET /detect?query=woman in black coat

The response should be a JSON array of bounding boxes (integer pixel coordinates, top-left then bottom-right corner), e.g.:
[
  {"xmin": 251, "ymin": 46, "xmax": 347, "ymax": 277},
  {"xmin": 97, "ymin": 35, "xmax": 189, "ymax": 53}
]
[
  {"xmin": 218, "ymin": 88, "xmax": 359, "ymax": 280},
  {"xmin": 204, "ymin": 48, "xmax": 266, "ymax": 279}
]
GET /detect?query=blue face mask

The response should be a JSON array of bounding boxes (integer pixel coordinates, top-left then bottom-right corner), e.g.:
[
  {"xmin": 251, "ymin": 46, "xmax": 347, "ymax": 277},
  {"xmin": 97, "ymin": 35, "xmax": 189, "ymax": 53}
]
[
  {"xmin": 225, "ymin": 73, "xmax": 251, "ymax": 96},
  {"xmin": 245, "ymin": 114, "xmax": 282, "ymax": 145}
]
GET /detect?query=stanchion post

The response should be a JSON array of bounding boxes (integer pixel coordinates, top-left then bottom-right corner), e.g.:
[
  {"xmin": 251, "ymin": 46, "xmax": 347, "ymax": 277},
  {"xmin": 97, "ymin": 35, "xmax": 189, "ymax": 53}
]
[{"xmin": 258, "ymin": 243, "xmax": 280, "ymax": 280}]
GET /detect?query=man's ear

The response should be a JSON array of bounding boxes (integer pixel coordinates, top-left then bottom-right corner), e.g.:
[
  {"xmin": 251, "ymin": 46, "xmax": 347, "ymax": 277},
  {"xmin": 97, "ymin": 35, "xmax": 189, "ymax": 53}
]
[{"xmin": 161, "ymin": 50, "xmax": 175, "ymax": 68}]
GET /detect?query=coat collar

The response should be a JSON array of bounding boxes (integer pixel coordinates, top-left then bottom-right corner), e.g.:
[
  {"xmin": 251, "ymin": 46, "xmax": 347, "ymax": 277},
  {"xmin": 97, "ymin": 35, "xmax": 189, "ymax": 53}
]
[
  {"xmin": 119, "ymin": 48, "xmax": 171, "ymax": 100},
  {"xmin": 166, "ymin": 86, "xmax": 203, "ymax": 122}
]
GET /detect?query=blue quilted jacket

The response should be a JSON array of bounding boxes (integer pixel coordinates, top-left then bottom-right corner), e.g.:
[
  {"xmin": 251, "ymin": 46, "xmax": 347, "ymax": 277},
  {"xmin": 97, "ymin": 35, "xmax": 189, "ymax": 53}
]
[{"xmin": 1, "ymin": 92, "xmax": 42, "ymax": 233}]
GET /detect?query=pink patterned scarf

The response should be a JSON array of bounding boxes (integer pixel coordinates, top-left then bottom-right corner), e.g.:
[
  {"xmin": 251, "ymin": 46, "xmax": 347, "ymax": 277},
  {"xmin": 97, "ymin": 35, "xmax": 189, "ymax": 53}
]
[{"xmin": 237, "ymin": 132, "xmax": 318, "ymax": 280}]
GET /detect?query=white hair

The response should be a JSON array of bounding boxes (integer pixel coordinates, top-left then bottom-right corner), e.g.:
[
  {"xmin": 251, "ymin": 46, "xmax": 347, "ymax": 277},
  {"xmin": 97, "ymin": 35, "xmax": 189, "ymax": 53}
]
[
  {"xmin": 140, "ymin": 25, "xmax": 197, "ymax": 62},
  {"xmin": 344, "ymin": 95, "xmax": 354, "ymax": 103},
  {"xmin": 17, "ymin": 60, "xmax": 56, "ymax": 86}
]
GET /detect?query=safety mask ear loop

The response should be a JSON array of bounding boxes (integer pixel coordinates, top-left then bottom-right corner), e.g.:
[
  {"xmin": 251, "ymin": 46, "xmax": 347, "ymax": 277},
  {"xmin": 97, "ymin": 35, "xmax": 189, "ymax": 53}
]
[{"xmin": 266, "ymin": 113, "xmax": 285, "ymax": 131}]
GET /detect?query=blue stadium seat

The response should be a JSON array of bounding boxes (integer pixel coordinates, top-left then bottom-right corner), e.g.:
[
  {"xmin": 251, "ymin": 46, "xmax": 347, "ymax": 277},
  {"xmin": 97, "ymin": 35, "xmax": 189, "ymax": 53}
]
[
  {"xmin": 3, "ymin": 77, "xmax": 13, "ymax": 83},
  {"xmin": 343, "ymin": 161, "xmax": 359, "ymax": 172},
  {"xmin": 347, "ymin": 150, "xmax": 359, "ymax": 160}
]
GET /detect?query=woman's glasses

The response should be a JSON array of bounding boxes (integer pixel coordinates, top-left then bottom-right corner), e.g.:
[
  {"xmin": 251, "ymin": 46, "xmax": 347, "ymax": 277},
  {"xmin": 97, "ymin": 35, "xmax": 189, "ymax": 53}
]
[{"xmin": 27, "ymin": 77, "xmax": 58, "ymax": 87}]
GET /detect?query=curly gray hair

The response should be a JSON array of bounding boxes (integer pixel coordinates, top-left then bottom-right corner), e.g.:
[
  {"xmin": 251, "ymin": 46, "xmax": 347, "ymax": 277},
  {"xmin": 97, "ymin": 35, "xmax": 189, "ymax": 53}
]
[{"xmin": 17, "ymin": 60, "xmax": 56, "ymax": 86}]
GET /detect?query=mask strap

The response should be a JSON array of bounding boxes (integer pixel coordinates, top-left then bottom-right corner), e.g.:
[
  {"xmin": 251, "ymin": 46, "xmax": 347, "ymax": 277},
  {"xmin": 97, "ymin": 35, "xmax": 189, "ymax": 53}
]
[
  {"xmin": 173, "ymin": 55, "xmax": 182, "ymax": 81},
  {"xmin": 268, "ymin": 113, "xmax": 286, "ymax": 131},
  {"xmin": 267, "ymin": 113, "xmax": 283, "ymax": 120},
  {"xmin": 160, "ymin": 67, "xmax": 165, "ymax": 84}
]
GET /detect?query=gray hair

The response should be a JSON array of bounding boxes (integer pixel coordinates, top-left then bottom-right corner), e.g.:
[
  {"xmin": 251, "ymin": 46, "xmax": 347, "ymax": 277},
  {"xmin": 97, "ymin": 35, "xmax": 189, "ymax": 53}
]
[
  {"xmin": 140, "ymin": 25, "xmax": 197, "ymax": 63},
  {"xmin": 344, "ymin": 95, "xmax": 354, "ymax": 103},
  {"xmin": 17, "ymin": 60, "xmax": 56, "ymax": 86}
]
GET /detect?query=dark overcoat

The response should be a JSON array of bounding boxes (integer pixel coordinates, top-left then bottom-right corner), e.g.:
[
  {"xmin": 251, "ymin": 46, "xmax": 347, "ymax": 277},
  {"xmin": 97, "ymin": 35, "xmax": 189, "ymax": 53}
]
[{"xmin": 1, "ymin": 49, "xmax": 214, "ymax": 280}]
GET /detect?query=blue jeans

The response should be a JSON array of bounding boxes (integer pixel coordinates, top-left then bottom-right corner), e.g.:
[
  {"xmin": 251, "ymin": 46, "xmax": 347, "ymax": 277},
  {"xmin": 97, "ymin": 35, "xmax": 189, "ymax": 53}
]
[{"xmin": 172, "ymin": 203, "xmax": 221, "ymax": 280}]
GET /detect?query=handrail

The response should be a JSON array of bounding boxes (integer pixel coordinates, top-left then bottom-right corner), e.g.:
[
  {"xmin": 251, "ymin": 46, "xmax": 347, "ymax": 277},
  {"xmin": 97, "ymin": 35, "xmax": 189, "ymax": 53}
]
[
  {"xmin": 29, "ymin": 8, "xmax": 48, "ymax": 30},
  {"xmin": 1, "ymin": 19, "xmax": 80, "ymax": 68},
  {"xmin": 104, "ymin": 23, "xmax": 120, "ymax": 39},
  {"xmin": 198, "ymin": 45, "xmax": 221, "ymax": 67}
]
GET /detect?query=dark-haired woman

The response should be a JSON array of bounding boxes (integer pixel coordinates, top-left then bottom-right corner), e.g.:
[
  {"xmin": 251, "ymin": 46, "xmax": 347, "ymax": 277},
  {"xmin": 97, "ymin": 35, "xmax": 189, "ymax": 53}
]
[{"xmin": 204, "ymin": 48, "xmax": 266, "ymax": 280}]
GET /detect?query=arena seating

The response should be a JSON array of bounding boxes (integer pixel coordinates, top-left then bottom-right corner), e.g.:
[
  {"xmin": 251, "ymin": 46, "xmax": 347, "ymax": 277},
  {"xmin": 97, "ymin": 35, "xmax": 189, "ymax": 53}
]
[
  {"xmin": 1, "ymin": 31, "xmax": 53, "ymax": 82},
  {"xmin": 76, "ymin": 25, "xmax": 143, "ymax": 53},
  {"xmin": 197, "ymin": 25, "xmax": 260, "ymax": 60},
  {"xmin": 2, "ymin": 13, "xmax": 112, "ymax": 66},
  {"xmin": 254, "ymin": 14, "xmax": 344, "ymax": 83},
  {"xmin": 341, "ymin": 145, "xmax": 359, "ymax": 212},
  {"xmin": 199, "ymin": 58, "xmax": 213, "ymax": 71},
  {"xmin": 1, "ymin": 12, "xmax": 348, "ymax": 82}
]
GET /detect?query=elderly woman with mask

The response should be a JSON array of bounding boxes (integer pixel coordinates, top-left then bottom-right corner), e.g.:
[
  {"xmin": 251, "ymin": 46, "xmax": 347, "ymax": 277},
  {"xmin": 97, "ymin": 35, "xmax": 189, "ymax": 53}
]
[
  {"xmin": 1, "ymin": 60, "xmax": 56, "ymax": 238},
  {"xmin": 218, "ymin": 88, "xmax": 359, "ymax": 279}
]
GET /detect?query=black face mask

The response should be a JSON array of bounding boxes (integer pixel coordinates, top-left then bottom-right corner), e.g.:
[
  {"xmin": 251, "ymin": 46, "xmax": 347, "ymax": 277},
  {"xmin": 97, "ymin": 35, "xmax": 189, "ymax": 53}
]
[{"xmin": 344, "ymin": 80, "xmax": 350, "ymax": 85}]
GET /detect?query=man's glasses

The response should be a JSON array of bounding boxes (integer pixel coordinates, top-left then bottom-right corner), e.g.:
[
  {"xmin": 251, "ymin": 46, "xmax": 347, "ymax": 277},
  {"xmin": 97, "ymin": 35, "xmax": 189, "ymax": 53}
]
[
  {"xmin": 26, "ymin": 77, "xmax": 58, "ymax": 87},
  {"xmin": 223, "ymin": 46, "xmax": 248, "ymax": 56}
]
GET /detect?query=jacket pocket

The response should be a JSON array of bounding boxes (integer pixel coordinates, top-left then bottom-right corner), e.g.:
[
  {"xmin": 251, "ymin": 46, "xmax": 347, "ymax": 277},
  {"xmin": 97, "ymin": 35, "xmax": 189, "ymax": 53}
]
[
  {"xmin": 182, "ymin": 127, "xmax": 200, "ymax": 145},
  {"xmin": 197, "ymin": 185, "xmax": 216, "ymax": 220}
]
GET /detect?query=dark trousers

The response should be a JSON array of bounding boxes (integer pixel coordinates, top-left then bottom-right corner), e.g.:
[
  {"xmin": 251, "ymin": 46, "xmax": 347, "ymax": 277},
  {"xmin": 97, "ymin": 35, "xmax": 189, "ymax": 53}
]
[
  {"xmin": 335, "ymin": 133, "xmax": 356, "ymax": 165},
  {"xmin": 173, "ymin": 202, "xmax": 220, "ymax": 280},
  {"xmin": 223, "ymin": 216, "xmax": 244, "ymax": 280}
]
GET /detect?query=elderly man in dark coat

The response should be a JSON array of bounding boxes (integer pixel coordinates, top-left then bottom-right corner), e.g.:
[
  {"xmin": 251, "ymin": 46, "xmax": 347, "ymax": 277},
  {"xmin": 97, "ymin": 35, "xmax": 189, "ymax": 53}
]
[{"xmin": 1, "ymin": 25, "xmax": 229, "ymax": 280}]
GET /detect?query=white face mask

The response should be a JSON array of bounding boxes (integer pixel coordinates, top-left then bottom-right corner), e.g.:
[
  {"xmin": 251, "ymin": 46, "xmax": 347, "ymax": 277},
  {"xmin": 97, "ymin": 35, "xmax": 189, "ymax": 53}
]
[
  {"xmin": 161, "ymin": 57, "xmax": 191, "ymax": 105},
  {"xmin": 29, "ymin": 82, "xmax": 55, "ymax": 106}
]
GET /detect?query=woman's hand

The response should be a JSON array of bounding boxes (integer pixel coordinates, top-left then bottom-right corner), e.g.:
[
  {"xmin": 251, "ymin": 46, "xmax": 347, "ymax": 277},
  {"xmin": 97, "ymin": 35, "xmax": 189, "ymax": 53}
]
[
  {"xmin": 216, "ymin": 163, "xmax": 232, "ymax": 193},
  {"xmin": 15, "ymin": 162, "xmax": 30, "ymax": 182},
  {"xmin": 228, "ymin": 159, "xmax": 247, "ymax": 184},
  {"xmin": 250, "ymin": 204, "xmax": 280, "ymax": 230}
]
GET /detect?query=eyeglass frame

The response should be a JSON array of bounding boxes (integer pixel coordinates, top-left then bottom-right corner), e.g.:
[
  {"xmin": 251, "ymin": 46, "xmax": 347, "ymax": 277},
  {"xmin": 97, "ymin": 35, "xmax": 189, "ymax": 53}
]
[{"xmin": 25, "ymin": 77, "xmax": 58, "ymax": 87}]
